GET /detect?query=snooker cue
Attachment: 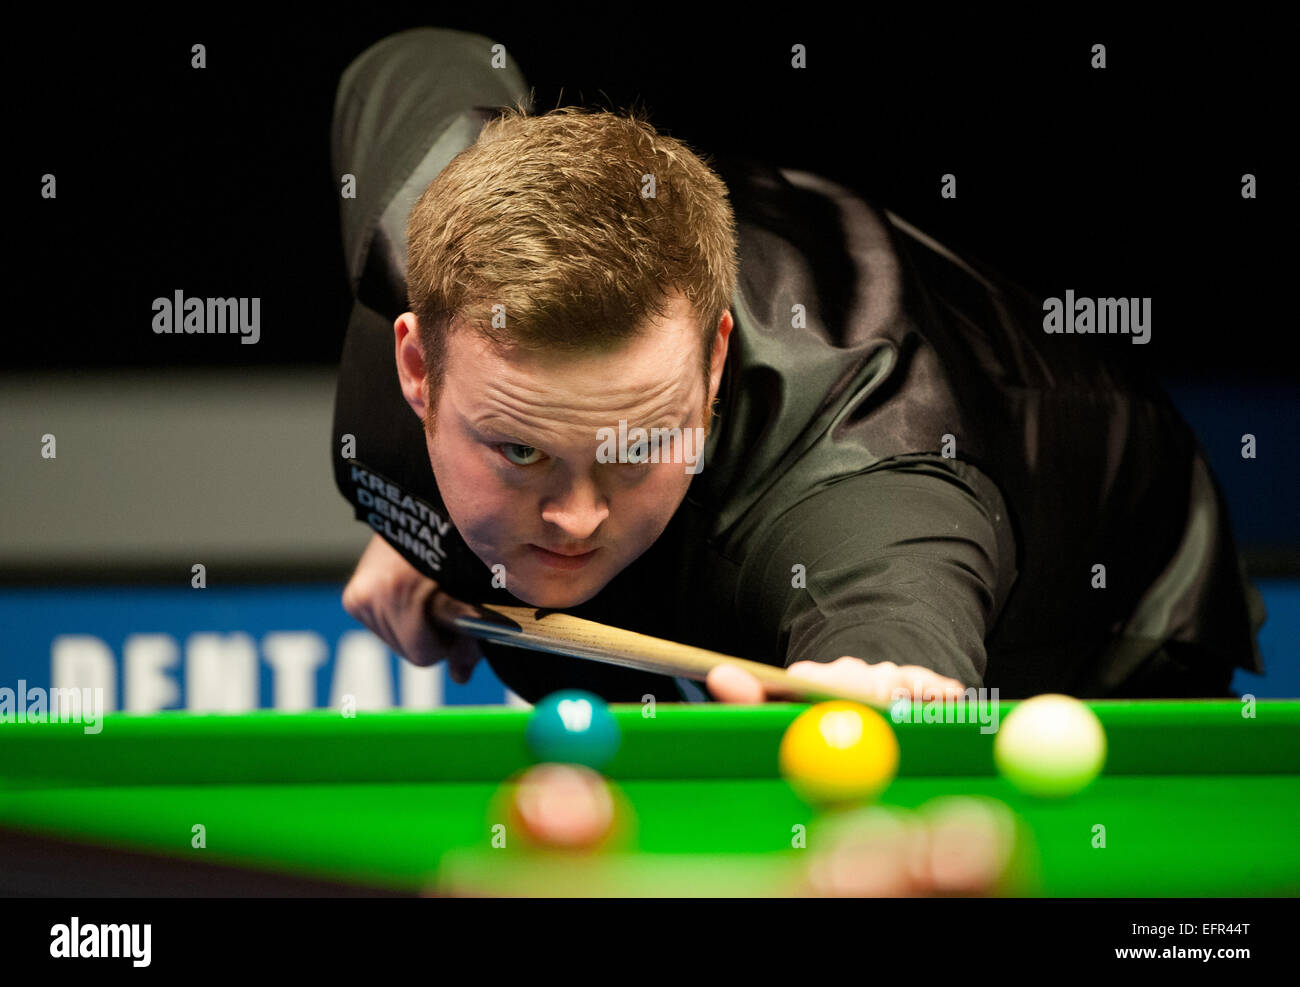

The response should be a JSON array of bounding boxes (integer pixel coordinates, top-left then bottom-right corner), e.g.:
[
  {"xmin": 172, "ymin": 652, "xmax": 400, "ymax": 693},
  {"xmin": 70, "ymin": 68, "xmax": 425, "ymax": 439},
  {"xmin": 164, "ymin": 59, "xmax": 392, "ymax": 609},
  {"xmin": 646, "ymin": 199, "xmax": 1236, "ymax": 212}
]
[{"xmin": 452, "ymin": 604, "xmax": 889, "ymax": 709}]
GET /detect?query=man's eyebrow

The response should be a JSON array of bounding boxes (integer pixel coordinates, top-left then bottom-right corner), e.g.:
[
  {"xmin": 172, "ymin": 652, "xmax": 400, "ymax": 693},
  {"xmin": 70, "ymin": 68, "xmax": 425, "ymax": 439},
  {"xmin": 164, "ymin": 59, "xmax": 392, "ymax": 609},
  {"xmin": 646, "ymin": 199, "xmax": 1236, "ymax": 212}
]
[
  {"xmin": 468, "ymin": 409, "xmax": 694, "ymax": 442},
  {"xmin": 623, "ymin": 415, "xmax": 692, "ymax": 441},
  {"xmin": 466, "ymin": 415, "xmax": 533, "ymax": 440},
  {"xmin": 647, "ymin": 411, "xmax": 694, "ymax": 431}
]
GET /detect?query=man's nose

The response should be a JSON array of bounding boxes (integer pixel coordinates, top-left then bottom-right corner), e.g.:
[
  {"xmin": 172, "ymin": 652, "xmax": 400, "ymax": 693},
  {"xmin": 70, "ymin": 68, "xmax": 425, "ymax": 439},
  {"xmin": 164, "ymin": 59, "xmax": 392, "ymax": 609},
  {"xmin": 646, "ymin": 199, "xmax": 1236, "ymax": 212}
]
[{"xmin": 539, "ymin": 478, "xmax": 610, "ymax": 539}]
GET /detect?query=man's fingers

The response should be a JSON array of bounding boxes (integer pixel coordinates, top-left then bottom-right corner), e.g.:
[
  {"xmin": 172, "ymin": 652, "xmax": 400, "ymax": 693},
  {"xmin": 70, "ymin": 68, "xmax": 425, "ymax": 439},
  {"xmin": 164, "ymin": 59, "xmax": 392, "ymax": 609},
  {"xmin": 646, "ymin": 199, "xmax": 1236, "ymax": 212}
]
[
  {"xmin": 426, "ymin": 591, "xmax": 480, "ymax": 632},
  {"xmin": 782, "ymin": 659, "xmax": 899, "ymax": 706},
  {"xmin": 447, "ymin": 637, "xmax": 484, "ymax": 684},
  {"xmin": 786, "ymin": 658, "xmax": 970, "ymax": 706},
  {"xmin": 895, "ymin": 665, "xmax": 968, "ymax": 698},
  {"xmin": 706, "ymin": 663, "xmax": 767, "ymax": 703},
  {"xmin": 776, "ymin": 660, "xmax": 844, "ymax": 700},
  {"xmin": 339, "ymin": 534, "xmax": 484, "ymax": 678},
  {"xmin": 423, "ymin": 591, "xmax": 484, "ymax": 682}
]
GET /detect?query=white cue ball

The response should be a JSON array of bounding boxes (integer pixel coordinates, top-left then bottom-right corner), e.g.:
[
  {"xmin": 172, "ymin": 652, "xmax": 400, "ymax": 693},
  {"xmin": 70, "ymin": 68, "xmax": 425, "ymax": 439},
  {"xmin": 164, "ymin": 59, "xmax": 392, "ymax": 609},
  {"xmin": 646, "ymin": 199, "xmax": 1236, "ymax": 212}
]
[{"xmin": 994, "ymin": 694, "xmax": 1107, "ymax": 798}]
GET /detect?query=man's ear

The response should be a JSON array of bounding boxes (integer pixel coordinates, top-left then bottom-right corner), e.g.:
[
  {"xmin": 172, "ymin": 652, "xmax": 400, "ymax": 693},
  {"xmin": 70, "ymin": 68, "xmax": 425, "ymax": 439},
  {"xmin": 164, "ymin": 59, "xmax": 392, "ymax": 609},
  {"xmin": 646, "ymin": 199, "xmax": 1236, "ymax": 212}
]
[
  {"xmin": 707, "ymin": 309, "xmax": 734, "ymax": 403},
  {"xmin": 394, "ymin": 312, "xmax": 429, "ymax": 420}
]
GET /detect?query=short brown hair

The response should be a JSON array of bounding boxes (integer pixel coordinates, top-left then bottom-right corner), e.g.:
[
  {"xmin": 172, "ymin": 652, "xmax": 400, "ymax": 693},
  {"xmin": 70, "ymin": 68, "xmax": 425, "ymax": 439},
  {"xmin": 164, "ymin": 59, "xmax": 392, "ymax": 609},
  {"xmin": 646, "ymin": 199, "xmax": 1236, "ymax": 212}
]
[{"xmin": 405, "ymin": 104, "xmax": 738, "ymax": 430}]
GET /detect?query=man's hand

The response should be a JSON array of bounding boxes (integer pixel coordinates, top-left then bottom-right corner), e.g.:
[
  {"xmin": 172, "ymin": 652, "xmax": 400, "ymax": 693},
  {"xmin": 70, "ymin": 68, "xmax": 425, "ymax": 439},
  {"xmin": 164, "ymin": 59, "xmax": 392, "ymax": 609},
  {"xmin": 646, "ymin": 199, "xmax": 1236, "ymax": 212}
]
[
  {"xmin": 706, "ymin": 655, "xmax": 969, "ymax": 707},
  {"xmin": 341, "ymin": 533, "xmax": 484, "ymax": 683}
]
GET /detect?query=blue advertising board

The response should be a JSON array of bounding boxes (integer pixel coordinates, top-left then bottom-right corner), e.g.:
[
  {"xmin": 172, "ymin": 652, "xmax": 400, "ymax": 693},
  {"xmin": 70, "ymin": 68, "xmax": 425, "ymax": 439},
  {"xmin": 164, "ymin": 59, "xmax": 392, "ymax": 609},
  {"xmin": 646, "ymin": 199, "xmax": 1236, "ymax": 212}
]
[
  {"xmin": 0, "ymin": 581, "xmax": 1296, "ymax": 713},
  {"xmin": 0, "ymin": 585, "xmax": 524, "ymax": 715}
]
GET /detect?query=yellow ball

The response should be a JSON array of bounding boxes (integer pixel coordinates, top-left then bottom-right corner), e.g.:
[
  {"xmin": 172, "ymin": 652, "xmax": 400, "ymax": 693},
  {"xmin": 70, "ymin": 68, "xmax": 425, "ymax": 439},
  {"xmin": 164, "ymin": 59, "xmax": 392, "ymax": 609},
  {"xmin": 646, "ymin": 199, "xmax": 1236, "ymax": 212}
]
[{"xmin": 779, "ymin": 701, "xmax": 900, "ymax": 807}]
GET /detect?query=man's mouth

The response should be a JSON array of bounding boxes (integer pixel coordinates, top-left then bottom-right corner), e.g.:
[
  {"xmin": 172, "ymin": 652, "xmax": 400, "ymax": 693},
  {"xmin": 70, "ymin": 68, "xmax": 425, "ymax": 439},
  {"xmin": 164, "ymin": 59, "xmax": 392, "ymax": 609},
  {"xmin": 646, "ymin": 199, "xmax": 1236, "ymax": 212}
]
[{"xmin": 528, "ymin": 544, "xmax": 599, "ymax": 570}]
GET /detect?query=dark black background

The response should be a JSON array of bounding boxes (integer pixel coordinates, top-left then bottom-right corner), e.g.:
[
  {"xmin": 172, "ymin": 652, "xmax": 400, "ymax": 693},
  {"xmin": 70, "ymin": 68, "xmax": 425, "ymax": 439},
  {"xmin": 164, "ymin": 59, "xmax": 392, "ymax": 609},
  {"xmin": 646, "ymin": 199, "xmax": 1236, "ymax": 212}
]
[{"xmin": 14, "ymin": 11, "xmax": 1292, "ymax": 382}]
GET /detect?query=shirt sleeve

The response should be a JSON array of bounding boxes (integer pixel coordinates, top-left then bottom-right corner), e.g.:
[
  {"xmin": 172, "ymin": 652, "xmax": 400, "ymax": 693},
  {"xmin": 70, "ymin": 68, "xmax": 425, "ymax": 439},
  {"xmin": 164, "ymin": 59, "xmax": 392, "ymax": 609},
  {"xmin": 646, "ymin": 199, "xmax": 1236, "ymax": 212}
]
[{"xmin": 738, "ymin": 456, "xmax": 1016, "ymax": 687}]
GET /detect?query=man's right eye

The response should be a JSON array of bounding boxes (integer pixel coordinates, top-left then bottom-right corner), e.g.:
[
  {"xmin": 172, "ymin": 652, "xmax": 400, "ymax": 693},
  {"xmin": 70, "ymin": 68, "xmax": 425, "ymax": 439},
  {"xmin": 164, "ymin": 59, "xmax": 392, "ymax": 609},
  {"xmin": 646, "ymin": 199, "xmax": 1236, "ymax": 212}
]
[{"xmin": 499, "ymin": 443, "xmax": 545, "ymax": 466}]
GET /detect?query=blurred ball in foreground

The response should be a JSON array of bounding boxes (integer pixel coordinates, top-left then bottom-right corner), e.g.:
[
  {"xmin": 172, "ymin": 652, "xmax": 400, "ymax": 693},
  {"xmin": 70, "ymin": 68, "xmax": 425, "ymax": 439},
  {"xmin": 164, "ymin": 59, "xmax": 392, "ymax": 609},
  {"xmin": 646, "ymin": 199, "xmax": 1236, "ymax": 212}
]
[
  {"xmin": 804, "ymin": 806, "xmax": 925, "ymax": 897},
  {"xmin": 507, "ymin": 763, "xmax": 620, "ymax": 851}
]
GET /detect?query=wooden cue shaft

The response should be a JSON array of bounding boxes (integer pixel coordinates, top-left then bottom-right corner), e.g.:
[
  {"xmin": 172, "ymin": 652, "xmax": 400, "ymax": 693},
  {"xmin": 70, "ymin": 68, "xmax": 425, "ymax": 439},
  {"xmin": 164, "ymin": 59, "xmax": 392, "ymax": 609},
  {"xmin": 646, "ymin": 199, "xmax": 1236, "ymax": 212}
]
[{"xmin": 453, "ymin": 604, "xmax": 888, "ymax": 709}]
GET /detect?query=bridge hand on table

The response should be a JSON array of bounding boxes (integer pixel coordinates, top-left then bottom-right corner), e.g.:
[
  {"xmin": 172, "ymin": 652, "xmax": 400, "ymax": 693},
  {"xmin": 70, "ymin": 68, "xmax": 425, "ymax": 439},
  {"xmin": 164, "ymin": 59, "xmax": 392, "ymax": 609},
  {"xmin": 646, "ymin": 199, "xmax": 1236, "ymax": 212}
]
[{"xmin": 706, "ymin": 655, "xmax": 969, "ymax": 706}]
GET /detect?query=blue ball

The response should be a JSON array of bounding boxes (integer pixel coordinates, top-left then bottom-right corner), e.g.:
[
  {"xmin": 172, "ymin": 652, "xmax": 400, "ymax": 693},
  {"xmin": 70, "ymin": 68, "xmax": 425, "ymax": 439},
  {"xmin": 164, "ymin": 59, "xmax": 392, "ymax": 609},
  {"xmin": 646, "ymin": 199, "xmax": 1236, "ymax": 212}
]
[{"xmin": 526, "ymin": 690, "xmax": 620, "ymax": 769}]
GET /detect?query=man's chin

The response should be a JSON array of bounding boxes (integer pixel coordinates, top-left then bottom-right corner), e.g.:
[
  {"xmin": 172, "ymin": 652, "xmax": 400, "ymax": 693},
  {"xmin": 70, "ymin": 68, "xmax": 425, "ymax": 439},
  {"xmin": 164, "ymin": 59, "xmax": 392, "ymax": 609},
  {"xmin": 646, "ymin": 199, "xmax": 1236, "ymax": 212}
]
[{"xmin": 512, "ymin": 576, "xmax": 605, "ymax": 610}]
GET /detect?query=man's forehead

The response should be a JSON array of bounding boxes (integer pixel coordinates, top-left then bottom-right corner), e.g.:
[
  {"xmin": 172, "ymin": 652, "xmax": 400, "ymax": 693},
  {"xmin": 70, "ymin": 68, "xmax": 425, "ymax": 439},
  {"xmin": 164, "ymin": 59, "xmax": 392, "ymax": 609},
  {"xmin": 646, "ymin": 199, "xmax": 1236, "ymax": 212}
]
[{"xmin": 444, "ymin": 322, "xmax": 701, "ymax": 413}]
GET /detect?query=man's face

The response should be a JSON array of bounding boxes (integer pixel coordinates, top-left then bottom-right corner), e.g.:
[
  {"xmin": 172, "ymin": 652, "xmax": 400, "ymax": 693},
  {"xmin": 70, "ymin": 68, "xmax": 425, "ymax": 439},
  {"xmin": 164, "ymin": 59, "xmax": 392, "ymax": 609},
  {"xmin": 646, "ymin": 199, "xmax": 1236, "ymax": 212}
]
[{"xmin": 403, "ymin": 294, "xmax": 731, "ymax": 609}]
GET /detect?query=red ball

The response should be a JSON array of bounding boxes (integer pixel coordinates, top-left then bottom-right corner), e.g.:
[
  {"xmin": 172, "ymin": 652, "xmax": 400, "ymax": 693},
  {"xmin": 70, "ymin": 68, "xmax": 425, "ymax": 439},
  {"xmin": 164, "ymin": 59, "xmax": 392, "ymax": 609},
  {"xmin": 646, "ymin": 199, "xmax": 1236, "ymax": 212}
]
[{"xmin": 508, "ymin": 763, "xmax": 617, "ymax": 851}]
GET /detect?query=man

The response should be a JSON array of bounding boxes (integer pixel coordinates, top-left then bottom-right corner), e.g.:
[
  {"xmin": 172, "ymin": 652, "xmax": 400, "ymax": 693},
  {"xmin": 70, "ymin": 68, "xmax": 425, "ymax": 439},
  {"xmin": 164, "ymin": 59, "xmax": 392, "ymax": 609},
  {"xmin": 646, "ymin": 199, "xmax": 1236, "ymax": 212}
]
[{"xmin": 331, "ymin": 28, "xmax": 1265, "ymax": 704}]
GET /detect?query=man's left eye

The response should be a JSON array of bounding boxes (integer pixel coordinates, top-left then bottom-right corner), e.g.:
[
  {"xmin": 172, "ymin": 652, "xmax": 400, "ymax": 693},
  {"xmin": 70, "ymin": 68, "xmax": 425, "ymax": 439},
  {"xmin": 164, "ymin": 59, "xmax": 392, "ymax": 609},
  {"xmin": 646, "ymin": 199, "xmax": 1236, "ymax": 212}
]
[{"xmin": 500, "ymin": 443, "xmax": 544, "ymax": 466}]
